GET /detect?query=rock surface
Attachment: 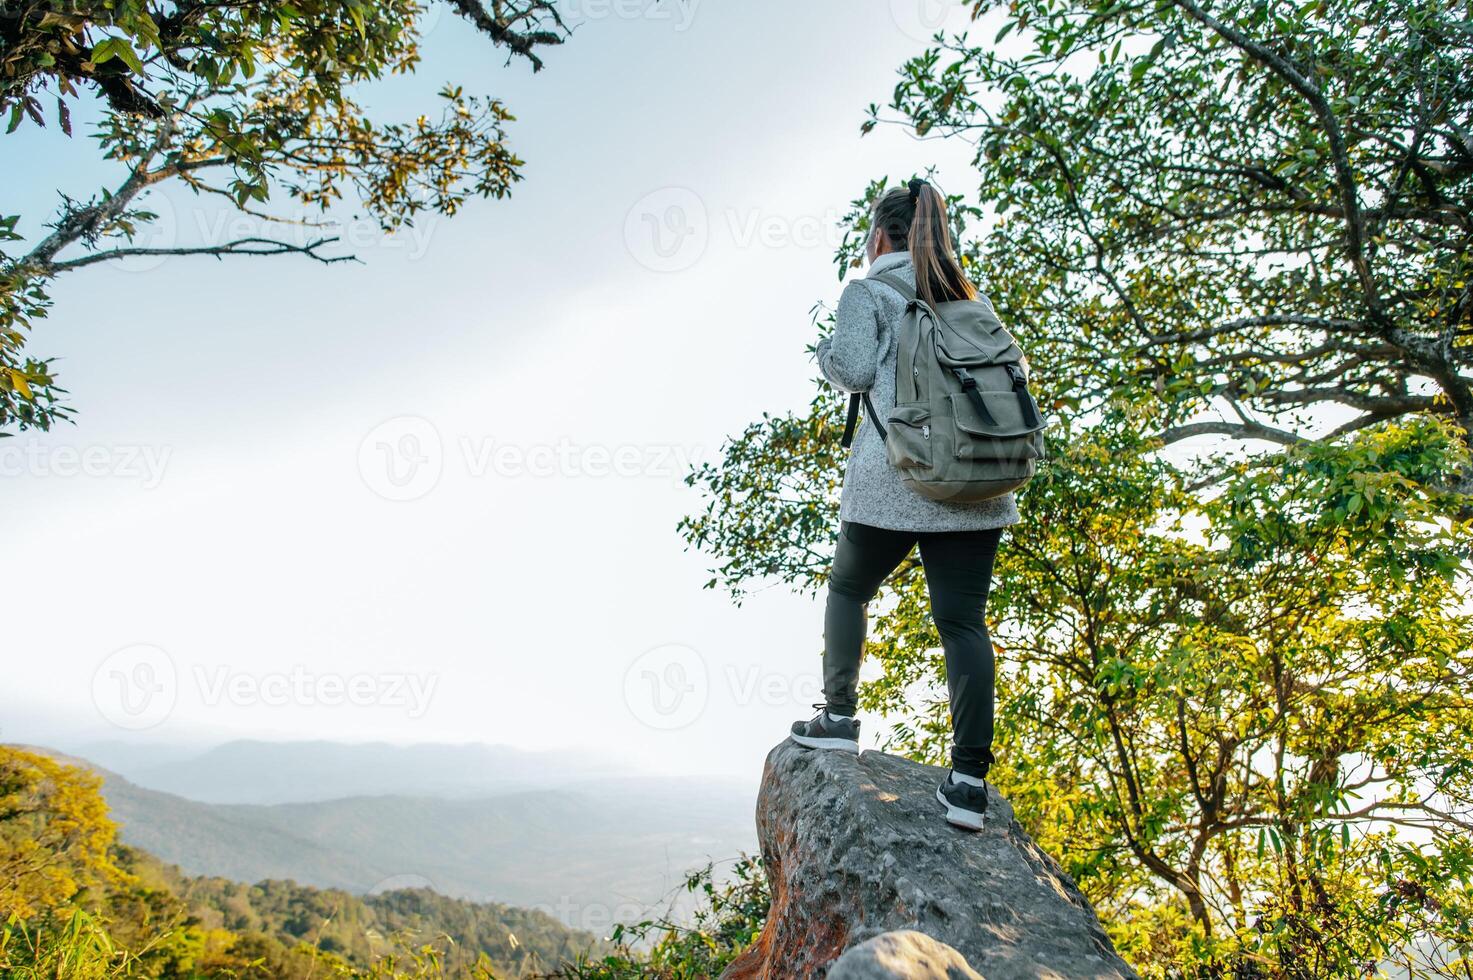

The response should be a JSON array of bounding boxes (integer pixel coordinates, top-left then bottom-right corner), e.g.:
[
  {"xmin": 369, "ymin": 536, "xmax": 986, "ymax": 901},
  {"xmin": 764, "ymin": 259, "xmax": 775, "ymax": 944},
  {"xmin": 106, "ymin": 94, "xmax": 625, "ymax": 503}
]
[
  {"xmin": 826, "ymin": 930, "xmax": 982, "ymax": 979},
  {"xmin": 720, "ymin": 740, "xmax": 1137, "ymax": 980}
]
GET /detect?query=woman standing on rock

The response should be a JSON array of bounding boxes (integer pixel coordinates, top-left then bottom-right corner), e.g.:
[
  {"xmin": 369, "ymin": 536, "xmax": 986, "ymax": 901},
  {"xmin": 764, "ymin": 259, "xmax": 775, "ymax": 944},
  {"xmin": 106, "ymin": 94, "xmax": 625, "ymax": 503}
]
[{"xmin": 789, "ymin": 178, "xmax": 1025, "ymax": 833}]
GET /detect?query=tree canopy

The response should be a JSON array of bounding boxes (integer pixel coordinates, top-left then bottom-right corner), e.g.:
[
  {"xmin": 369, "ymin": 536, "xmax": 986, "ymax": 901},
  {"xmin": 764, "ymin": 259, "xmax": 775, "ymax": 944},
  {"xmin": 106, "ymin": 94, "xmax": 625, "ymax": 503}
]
[
  {"xmin": 869, "ymin": 0, "xmax": 1471, "ymax": 494},
  {"xmin": 681, "ymin": 0, "xmax": 1473, "ymax": 973},
  {"xmin": 0, "ymin": 0, "xmax": 569, "ymax": 431},
  {"xmin": 0, "ymin": 746, "xmax": 123, "ymax": 919}
]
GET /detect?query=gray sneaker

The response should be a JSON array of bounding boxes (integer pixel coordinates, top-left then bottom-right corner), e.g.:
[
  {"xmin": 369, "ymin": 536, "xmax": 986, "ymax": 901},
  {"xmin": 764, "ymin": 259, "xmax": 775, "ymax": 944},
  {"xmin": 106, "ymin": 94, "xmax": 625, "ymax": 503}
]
[
  {"xmin": 790, "ymin": 706, "xmax": 860, "ymax": 753},
  {"xmin": 936, "ymin": 774, "xmax": 989, "ymax": 831}
]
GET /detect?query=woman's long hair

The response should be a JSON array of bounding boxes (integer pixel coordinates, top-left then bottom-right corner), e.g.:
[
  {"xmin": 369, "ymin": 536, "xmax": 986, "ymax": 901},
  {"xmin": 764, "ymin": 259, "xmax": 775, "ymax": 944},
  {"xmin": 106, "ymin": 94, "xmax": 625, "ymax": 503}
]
[{"xmin": 871, "ymin": 179, "xmax": 977, "ymax": 305}]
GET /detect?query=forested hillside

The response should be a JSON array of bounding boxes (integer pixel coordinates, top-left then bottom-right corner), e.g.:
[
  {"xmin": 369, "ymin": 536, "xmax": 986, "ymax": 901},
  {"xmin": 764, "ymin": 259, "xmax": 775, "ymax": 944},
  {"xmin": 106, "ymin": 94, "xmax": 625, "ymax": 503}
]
[
  {"xmin": 46, "ymin": 746, "xmax": 753, "ymax": 918},
  {"xmin": 118, "ymin": 846, "xmax": 603, "ymax": 977},
  {"xmin": 0, "ymin": 745, "xmax": 604, "ymax": 977},
  {"xmin": 2, "ymin": 744, "xmax": 765, "ymax": 979}
]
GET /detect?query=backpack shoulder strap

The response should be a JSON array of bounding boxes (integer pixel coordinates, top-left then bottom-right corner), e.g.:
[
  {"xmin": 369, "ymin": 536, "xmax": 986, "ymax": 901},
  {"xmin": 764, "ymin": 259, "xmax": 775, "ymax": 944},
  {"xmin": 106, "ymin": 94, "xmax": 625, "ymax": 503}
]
[
  {"xmin": 840, "ymin": 271, "xmax": 913, "ymax": 449},
  {"xmin": 867, "ymin": 271, "xmax": 917, "ymax": 304},
  {"xmin": 841, "ymin": 392, "xmax": 886, "ymax": 447}
]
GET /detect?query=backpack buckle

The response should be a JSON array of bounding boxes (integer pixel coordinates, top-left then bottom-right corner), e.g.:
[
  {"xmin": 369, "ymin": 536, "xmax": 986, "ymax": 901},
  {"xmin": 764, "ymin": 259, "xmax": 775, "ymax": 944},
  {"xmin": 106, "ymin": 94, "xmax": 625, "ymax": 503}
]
[{"xmin": 1005, "ymin": 363, "xmax": 1028, "ymax": 390}]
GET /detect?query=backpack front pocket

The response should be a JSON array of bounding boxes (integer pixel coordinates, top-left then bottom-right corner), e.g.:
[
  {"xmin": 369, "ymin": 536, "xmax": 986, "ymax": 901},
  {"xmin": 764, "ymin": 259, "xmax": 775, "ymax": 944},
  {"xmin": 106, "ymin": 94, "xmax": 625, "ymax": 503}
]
[
  {"xmin": 948, "ymin": 392, "xmax": 1046, "ymax": 462},
  {"xmin": 884, "ymin": 404, "xmax": 932, "ymax": 469}
]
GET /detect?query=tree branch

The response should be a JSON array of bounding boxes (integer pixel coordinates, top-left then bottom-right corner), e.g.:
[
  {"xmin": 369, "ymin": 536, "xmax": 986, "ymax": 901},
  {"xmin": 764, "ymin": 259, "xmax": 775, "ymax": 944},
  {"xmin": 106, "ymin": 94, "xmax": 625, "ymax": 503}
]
[
  {"xmin": 45, "ymin": 237, "xmax": 354, "ymax": 272},
  {"xmin": 1158, "ymin": 420, "xmax": 1308, "ymax": 447},
  {"xmin": 445, "ymin": 0, "xmax": 569, "ymax": 72},
  {"xmin": 1170, "ymin": 0, "xmax": 1384, "ymax": 325}
]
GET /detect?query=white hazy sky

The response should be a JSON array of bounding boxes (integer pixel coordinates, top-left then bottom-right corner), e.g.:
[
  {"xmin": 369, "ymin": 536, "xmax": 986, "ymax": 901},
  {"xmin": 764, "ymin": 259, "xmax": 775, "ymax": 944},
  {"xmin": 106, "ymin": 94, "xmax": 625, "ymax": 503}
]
[{"xmin": 2, "ymin": 0, "xmax": 998, "ymax": 778}]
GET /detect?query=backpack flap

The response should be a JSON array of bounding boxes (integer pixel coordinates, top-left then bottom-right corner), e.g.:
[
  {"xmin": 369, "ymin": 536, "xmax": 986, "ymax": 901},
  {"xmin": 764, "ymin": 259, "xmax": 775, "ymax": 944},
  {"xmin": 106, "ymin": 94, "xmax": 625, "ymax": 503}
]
[
  {"xmin": 930, "ymin": 299, "xmax": 1024, "ymax": 369},
  {"xmin": 868, "ymin": 272, "xmax": 1022, "ymax": 369}
]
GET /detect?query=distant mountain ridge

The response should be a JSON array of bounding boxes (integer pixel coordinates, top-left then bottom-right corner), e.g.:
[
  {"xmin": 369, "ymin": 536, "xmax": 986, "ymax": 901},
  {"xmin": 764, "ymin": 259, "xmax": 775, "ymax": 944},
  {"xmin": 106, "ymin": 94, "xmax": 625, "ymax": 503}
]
[
  {"xmin": 32, "ymin": 744, "xmax": 756, "ymax": 932},
  {"xmin": 78, "ymin": 738, "xmax": 640, "ymax": 804}
]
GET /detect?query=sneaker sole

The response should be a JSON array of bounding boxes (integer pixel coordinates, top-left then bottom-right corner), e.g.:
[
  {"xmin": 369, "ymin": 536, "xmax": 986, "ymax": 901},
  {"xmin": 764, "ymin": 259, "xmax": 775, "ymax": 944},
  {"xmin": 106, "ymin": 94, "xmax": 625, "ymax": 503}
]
[
  {"xmin": 936, "ymin": 786, "xmax": 985, "ymax": 831},
  {"xmin": 789, "ymin": 733, "xmax": 860, "ymax": 754}
]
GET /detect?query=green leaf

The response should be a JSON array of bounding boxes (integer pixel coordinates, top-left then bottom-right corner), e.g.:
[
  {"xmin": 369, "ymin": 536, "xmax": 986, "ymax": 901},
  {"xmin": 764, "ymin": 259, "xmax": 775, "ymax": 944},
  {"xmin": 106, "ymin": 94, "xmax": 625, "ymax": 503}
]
[
  {"xmin": 1131, "ymin": 36, "xmax": 1168, "ymax": 83},
  {"xmin": 90, "ymin": 37, "xmax": 144, "ymax": 74},
  {"xmin": 89, "ymin": 37, "xmax": 119, "ymax": 64}
]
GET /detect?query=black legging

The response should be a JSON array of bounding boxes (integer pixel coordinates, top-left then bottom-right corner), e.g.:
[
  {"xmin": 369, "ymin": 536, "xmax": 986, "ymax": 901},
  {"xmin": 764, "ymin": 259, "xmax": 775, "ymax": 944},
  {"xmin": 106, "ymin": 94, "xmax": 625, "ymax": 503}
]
[{"xmin": 823, "ymin": 520, "xmax": 1004, "ymax": 779}]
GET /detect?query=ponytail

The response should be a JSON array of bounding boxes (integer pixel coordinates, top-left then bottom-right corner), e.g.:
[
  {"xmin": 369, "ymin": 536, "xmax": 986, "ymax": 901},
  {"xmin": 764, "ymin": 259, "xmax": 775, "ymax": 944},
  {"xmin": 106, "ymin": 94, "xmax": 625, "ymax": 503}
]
[{"xmin": 870, "ymin": 179, "xmax": 977, "ymax": 305}]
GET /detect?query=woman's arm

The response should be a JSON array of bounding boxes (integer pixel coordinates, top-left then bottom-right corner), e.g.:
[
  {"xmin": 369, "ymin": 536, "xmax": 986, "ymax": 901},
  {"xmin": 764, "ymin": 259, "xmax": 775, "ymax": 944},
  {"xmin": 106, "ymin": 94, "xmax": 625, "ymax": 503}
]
[{"xmin": 815, "ymin": 281, "xmax": 881, "ymax": 393}]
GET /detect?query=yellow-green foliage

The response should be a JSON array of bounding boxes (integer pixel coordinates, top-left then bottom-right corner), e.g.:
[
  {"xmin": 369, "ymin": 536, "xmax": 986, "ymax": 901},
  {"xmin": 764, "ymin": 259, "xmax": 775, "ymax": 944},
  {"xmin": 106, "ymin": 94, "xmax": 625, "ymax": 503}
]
[
  {"xmin": 2, "ymin": 0, "xmax": 565, "ymax": 433},
  {"xmin": 0, "ymin": 746, "xmax": 609, "ymax": 979},
  {"xmin": 0, "ymin": 746, "xmax": 126, "ymax": 919},
  {"xmin": 544, "ymin": 859, "xmax": 766, "ymax": 980},
  {"xmin": 682, "ymin": 401, "xmax": 1473, "ymax": 978}
]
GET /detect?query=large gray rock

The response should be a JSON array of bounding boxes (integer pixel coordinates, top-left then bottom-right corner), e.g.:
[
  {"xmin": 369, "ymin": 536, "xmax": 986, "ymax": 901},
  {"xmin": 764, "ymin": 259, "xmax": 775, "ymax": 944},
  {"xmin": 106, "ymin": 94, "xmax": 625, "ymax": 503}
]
[
  {"xmin": 720, "ymin": 740, "xmax": 1137, "ymax": 980},
  {"xmin": 826, "ymin": 930, "xmax": 982, "ymax": 979}
]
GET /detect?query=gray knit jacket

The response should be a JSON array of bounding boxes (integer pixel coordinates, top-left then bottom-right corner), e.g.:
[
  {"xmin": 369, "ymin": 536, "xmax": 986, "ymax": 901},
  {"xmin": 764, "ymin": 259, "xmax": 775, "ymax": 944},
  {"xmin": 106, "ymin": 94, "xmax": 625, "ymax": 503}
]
[{"xmin": 815, "ymin": 251, "xmax": 1020, "ymax": 532}]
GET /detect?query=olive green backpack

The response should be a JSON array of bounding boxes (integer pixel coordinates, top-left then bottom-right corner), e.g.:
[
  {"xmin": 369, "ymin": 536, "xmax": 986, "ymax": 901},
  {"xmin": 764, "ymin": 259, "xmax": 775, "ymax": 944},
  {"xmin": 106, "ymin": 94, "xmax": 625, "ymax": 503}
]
[{"xmin": 840, "ymin": 272, "xmax": 1047, "ymax": 503}]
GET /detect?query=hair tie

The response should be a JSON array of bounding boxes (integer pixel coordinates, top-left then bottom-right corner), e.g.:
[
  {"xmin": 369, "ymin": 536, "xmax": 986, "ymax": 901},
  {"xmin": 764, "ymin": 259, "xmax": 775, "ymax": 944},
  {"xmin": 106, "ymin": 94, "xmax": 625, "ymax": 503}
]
[{"xmin": 908, "ymin": 178, "xmax": 925, "ymax": 204}]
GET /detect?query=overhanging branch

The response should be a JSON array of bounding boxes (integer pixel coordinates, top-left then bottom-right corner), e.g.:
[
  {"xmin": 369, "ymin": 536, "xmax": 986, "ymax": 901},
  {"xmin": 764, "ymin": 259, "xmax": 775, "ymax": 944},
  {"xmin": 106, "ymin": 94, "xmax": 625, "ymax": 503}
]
[
  {"xmin": 445, "ymin": 0, "xmax": 569, "ymax": 71},
  {"xmin": 1158, "ymin": 420, "xmax": 1308, "ymax": 447},
  {"xmin": 45, "ymin": 237, "xmax": 354, "ymax": 272}
]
